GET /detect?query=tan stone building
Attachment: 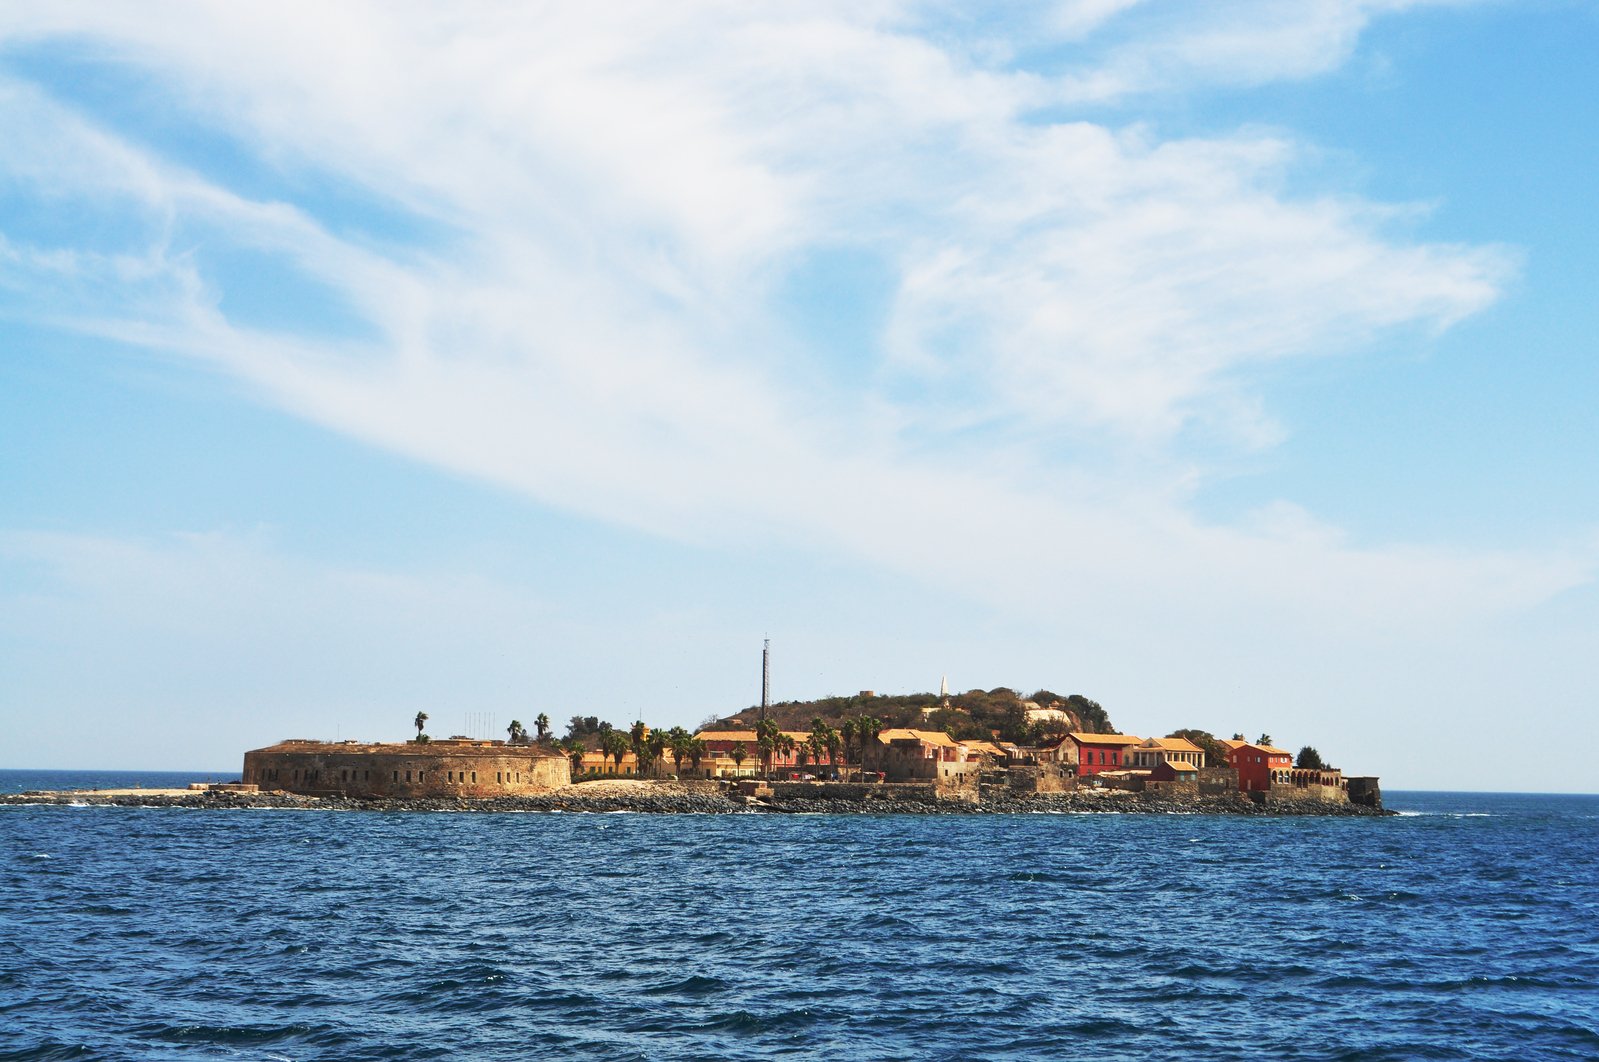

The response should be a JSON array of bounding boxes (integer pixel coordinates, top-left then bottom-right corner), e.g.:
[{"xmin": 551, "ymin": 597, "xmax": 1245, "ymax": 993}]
[{"xmin": 1128, "ymin": 736, "xmax": 1205, "ymax": 770}]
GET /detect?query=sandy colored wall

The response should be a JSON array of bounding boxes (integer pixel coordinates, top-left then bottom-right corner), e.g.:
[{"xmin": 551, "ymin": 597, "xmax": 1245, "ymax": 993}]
[{"xmin": 244, "ymin": 743, "xmax": 570, "ymax": 798}]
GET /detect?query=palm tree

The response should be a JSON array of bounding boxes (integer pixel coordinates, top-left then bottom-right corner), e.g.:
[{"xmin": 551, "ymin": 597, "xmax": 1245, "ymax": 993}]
[
  {"xmin": 755, "ymin": 718, "xmax": 781, "ymax": 778},
  {"xmin": 730, "ymin": 741, "xmax": 748, "ymax": 775},
  {"xmin": 641, "ymin": 730, "xmax": 666, "ymax": 778},
  {"xmin": 796, "ymin": 744, "xmax": 810, "ymax": 769},
  {"xmin": 603, "ymin": 730, "xmax": 630, "ymax": 774},
  {"xmin": 841, "ymin": 718, "xmax": 860, "ymax": 777},
  {"xmin": 687, "ymin": 737, "xmax": 707, "ymax": 775},
  {"xmin": 630, "ymin": 720, "xmax": 648, "ymax": 761},
  {"xmin": 564, "ymin": 739, "xmax": 587, "ymax": 776},
  {"xmin": 857, "ymin": 715, "xmax": 883, "ymax": 775},
  {"xmin": 413, "ymin": 712, "xmax": 429, "ymax": 742},
  {"xmin": 507, "ymin": 719, "xmax": 527, "ymax": 744},
  {"xmin": 825, "ymin": 727, "xmax": 843, "ymax": 775},
  {"xmin": 774, "ymin": 732, "xmax": 796, "ymax": 775},
  {"xmin": 666, "ymin": 726, "xmax": 693, "ymax": 775},
  {"xmin": 535, "ymin": 713, "xmax": 551, "ymax": 741}
]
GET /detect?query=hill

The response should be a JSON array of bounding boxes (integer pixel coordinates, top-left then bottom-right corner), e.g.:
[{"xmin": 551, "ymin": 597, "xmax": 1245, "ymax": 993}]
[{"xmin": 699, "ymin": 688, "xmax": 1117, "ymax": 746}]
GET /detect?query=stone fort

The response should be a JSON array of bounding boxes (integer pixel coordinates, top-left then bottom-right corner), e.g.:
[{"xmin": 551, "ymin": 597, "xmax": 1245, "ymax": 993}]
[{"xmin": 243, "ymin": 739, "xmax": 570, "ymax": 798}]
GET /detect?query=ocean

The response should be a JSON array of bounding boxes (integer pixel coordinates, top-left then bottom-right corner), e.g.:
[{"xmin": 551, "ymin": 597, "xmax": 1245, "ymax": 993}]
[{"xmin": 2, "ymin": 773, "xmax": 1596, "ymax": 1060}]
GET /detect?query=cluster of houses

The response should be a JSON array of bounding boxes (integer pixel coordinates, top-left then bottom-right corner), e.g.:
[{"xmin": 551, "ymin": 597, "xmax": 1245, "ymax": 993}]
[{"xmin": 575, "ymin": 725, "xmax": 1349, "ymax": 798}]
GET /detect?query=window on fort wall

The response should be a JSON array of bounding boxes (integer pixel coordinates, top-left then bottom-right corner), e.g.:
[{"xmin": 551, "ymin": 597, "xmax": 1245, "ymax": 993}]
[{"xmin": 472, "ymin": 772, "xmax": 477, "ymax": 782}]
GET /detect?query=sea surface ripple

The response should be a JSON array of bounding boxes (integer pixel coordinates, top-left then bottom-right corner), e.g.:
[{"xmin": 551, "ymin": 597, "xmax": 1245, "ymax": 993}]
[{"xmin": 2, "ymin": 781, "xmax": 1597, "ymax": 1061}]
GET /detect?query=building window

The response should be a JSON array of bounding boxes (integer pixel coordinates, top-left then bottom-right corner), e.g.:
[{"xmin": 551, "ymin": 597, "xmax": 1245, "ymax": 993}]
[
  {"xmin": 472, "ymin": 772, "xmax": 477, "ymax": 782},
  {"xmin": 406, "ymin": 770, "xmax": 412, "ymax": 781},
  {"xmin": 393, "ymin": 771, "xmax": 399, "ymax": 782}
]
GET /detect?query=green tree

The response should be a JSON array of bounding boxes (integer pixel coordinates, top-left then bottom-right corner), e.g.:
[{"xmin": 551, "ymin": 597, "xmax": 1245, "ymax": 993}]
[
  {"xmin": 687, "ymin": 737, "xmax": 707, "ymax": 774},
  {"xmin": 413, "ymin": 712, "xmax": 429, "ymax": 742},
  {"xmin": 1296, "ymin": 746, "xmax": 1325, "ymax": 770},
  {"xmin": 602, "ymin": 729, "xmax": 630, "ymax": 773},
  {"xmin": 730, "ymin": 741, "xmax": 748, "ymax": 773},
  {"xmin": 644, "ymin": 730, "xmax": 668, "ymax": 777},
  {"xmin": 564, "ymin": 739, "xmax": 587, "ymax": 776},
  {"xmin": 666, "ymin": 726, "xmax": 693, "ymax": 775},
  {"xmin": 856, "ymin": 715, "xmax": 883, "ymax": 774},
  {"xmin": 630, "ymin": 720, "xmax": 648, "ymax": 763},
  {"xmin": 1257, "ymin": 733, "xmax": 1273, "ymax": 747},
  {"xmin": 840, "ymin": 718, "xmax": 860, "ymax": 771},
  {"xmin": 507, "ymin": 719, "xmax": 527, "ymax": 744},
  {"xmin": 534, "ymin": 713, "xmax": 551, "ymax": 741},
  {"xmin": 756, "ymin": 719, "xmax": 781, "ymax": 778}
]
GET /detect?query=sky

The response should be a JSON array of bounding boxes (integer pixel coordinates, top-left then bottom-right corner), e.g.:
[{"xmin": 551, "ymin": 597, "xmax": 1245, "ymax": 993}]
[{"xmin": 1, "ymin": 1, "xmax": 1595, "ymax": 791}]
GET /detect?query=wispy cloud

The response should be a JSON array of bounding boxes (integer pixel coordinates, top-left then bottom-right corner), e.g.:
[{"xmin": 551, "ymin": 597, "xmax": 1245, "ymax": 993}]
[{"xmin": 0, "ymin": 1, "xmax": 1584, "ymax": 638}]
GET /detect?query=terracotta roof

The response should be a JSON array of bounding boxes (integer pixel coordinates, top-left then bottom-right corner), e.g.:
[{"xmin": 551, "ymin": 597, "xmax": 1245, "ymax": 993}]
[
  {"xmin": 962, "ymin": 740, "xmax": 1010, "ymax": 756},
  {"xmin": 1229, "ymin": 742, "xmax": 1293, "ymax": 756},
  {"xmin": 1143, "ymin": 737, "xmax": 1203, "ymax": 753},
  {"xmin": 1069, "ymin": 732, "xmax": 1144, "ymax": 747},
  {"xmin": 1160, "ymin": 761, "xmax": 1199, "ymax": 773},
  {"xmin": 878, "ymin": 728, "xmax": 959, "ymax": 748},
  {"xmin": 693, "ymin": 730, "xmax": 817, "ymax": 744}
]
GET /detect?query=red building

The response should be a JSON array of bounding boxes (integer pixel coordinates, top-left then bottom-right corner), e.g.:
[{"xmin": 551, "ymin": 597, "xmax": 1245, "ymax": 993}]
[
  {"xmin": 1069, "ymin": 732, "xmax": 1144, "ymax": 776},
  {"xmin": 1223, "ymin": 739, "xmax": 1294, "ymax": 792}
]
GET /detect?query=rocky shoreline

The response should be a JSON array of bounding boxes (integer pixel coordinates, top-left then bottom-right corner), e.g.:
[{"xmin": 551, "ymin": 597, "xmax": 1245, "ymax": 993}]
[{"xmin": 0, "ymin": 786, "xmax": 1392, "ymax": 816}]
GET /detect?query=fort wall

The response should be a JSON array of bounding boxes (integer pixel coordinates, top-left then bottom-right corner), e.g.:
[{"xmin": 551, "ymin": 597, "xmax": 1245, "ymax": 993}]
[{"xmin": 243, "ymin": 739, "xmax": 570, "ymax": 799}]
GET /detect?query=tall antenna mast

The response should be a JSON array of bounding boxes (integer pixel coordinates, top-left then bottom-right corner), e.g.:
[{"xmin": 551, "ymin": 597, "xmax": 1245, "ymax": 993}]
[{"xmin": 761, "ymin": 638, "xmax": 771, "ymax": 722}]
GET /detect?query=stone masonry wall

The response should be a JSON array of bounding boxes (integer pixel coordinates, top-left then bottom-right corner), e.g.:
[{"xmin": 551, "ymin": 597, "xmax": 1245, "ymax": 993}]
[{"xmin": 244, "ymin": 741, "xmax": 570, "ymax": 799}]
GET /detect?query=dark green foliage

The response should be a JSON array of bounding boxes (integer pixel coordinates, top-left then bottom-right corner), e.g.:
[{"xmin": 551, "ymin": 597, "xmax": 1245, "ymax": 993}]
[
  {"xmin": 1063, "ymin": 695, "xmax": 1115, "ymax": 734},
  {"xmin": 703, "ymin": 687, "xmax": 1117, "ymax": 745},
  {"xmin": 563, "ymin": 716, "xmax": 617, "ymax": 745},
  {"xmin": 1296, "ymin": 746, "xmax": 1325, "ymax": 769}
]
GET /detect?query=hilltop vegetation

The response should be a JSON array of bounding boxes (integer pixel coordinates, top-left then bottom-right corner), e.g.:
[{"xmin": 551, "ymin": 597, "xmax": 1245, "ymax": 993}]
[{"xmin": 698, "ymin": 688, "xmax": 1117, "ymax": 746}]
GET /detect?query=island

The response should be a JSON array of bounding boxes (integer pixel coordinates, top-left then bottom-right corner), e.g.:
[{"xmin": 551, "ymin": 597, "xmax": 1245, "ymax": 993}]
[{"xmin": 3, "ymin": 688, "xmax": 1388, "ymax": 815}]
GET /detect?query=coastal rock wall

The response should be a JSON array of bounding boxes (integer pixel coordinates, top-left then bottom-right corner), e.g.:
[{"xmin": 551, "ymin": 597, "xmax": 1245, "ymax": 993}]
[
  {"xmin": 1007, "ymin": 765, "xmax": 1077, "ymax": 795},
  {"xmin": 1346, "ymin": 777, "xmax": 1384, "ymax": 809},
  {"xmin": 766, "ymin": 780, "xmax": 978, "ymax": 805},
  {"xmin": 1268, "ymin": 781, "xmax": 1346, "ymax": 805},
  {"xmin": 243, "ymin": 740, "xmax": 570, "ymax": 799}
]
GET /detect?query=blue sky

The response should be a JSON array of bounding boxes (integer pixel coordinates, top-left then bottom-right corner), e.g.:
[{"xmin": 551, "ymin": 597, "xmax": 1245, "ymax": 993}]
[{"xmin": 1, "ymin": 1, "xmax": 1595, "ymax": 791}]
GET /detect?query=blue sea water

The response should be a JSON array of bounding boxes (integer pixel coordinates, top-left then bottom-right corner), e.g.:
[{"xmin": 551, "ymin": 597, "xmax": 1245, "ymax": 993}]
[{"xmin": 2, "ymin": 777, "xmax": 1596, "ymax": 1061}]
